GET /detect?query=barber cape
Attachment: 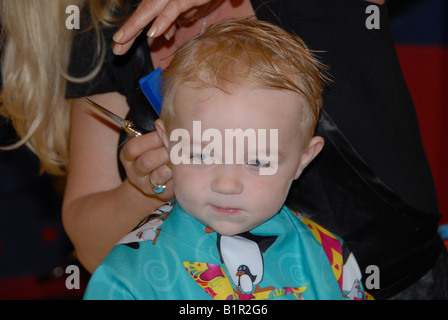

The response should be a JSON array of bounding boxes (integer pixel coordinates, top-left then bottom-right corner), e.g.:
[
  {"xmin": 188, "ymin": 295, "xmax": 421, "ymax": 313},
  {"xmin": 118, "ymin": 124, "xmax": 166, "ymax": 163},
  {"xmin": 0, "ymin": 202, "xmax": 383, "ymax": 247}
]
[{"xmin": 84, "ymin": 201, "xmax": 370, "ymax": 300}]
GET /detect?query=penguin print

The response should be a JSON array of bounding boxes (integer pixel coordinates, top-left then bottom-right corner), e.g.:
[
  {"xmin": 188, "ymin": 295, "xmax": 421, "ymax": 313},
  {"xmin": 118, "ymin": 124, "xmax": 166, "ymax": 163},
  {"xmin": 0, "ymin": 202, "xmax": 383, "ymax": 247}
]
[
  {"xmin": 217, "ymin": 232, "xmax": 277, "ymax": 294},
  {"xmin": 236, "ymin": 265, "xmax": 257, "ymax": 293},
  {"xmin": 117, "ymin": 202, "xmax": 173, "ymax": 249}
]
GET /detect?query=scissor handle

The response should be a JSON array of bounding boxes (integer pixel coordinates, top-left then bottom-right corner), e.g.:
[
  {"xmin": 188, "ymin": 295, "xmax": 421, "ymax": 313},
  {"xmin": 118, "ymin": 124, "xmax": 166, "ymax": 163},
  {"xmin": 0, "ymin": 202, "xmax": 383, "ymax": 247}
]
[{"xmin": 124, "ymin": 120, "xmax": 142, "ymax": 137}]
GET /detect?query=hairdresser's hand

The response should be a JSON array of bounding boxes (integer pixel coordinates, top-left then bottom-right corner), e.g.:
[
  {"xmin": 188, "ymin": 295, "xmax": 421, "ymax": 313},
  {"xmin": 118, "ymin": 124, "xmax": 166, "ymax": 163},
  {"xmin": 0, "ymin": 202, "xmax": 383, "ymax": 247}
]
[
  {"xmin": 120, "ymin": 131, "xmax": 173, "ymax": 199},
  {"xmin": 112, "ymin": 0, "xmax": 214, "ymax": 55}
]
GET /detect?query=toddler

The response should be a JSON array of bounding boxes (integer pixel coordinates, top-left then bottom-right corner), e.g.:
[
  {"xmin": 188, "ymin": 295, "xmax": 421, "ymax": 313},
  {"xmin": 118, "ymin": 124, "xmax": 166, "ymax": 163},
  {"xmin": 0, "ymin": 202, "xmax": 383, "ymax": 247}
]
[{"xmin": 84, "ymin": 18, "xmax": 369, "ymax": 300}]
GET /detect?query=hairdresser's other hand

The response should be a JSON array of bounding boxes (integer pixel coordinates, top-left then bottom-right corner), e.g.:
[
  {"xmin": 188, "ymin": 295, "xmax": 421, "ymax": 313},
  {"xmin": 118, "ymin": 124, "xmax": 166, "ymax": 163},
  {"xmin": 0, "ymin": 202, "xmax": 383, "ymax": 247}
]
[
  {"xmin": 120, "ymin": 131, "xmax": 173, "ymax": 200},
  {"xmin": 112, "ymin": 0, "xmax": 214, "ymax": 55}
]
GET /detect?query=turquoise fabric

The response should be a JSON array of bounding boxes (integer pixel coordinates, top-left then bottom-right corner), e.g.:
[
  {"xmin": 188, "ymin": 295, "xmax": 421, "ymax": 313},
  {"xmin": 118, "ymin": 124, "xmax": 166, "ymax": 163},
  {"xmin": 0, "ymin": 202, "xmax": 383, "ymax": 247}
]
[{"xmin": 84, "ymin": 202, "xmax": 367, "ymax": 300}]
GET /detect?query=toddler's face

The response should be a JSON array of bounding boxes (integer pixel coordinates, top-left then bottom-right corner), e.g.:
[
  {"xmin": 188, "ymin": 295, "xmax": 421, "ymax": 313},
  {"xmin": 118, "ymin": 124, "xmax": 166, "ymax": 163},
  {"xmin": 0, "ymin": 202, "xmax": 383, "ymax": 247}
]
[{"xmin": 158, "ymin": 84, "xmax": 322, "ymax": 235}]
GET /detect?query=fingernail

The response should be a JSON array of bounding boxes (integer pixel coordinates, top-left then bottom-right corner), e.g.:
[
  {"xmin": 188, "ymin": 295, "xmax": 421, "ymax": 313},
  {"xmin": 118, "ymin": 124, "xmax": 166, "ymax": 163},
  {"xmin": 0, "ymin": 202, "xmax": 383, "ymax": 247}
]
[
  {"xmin": 164, "ymin": 32, "xmax": 171, "ymax": 41},
  {"xmin": 147, "ymin": 26, "xmax": 157, "ymax": 38},
  {"xmin": 113, "ymin": 30, "xmax": 123, "ymax": 42},
  {"xmin": 112, "ymin": 44, "xmax": 122, "ymax": 55}
]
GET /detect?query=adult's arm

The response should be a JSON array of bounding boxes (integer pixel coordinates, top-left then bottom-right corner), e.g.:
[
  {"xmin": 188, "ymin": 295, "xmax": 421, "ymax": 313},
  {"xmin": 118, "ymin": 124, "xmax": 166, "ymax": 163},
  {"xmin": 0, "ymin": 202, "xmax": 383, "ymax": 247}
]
[{"xmin": 62, "ymin": 92, "xmax": 173, "ymax": 272}]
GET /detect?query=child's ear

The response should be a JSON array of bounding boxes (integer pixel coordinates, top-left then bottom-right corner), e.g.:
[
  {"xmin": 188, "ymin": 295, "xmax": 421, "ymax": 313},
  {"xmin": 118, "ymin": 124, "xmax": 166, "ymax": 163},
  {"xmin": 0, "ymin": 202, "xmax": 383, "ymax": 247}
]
[
  {"xmin": 155, "ymin": 119, "xmax": 169, "ymax": 150},
  {"xmin": 294, "ymin": 136, "xmax": 324, "ymax": 180}
]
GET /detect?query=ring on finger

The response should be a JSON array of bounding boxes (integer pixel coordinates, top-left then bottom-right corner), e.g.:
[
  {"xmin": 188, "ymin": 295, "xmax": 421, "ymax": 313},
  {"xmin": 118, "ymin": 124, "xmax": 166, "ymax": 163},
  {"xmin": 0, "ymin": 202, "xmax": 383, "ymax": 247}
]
[{"xmin": 149, "ymin": 174, "xmax": 167, "ymax": 194}]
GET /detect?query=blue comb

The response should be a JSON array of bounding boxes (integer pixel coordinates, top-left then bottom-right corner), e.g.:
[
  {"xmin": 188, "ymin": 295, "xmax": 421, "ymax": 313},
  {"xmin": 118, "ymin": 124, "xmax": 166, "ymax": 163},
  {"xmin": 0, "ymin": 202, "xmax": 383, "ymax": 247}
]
[{"xmin": 139, "ymin": 67, "xmax": 164, "ymax": 116}]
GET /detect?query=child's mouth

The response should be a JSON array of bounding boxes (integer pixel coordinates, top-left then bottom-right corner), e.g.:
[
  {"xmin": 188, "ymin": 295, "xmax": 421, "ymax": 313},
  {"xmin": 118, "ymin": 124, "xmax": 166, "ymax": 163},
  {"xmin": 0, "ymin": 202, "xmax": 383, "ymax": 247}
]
[{"xmin": 210, "ymin": 205, "xmax": 242, "ymax": 216}]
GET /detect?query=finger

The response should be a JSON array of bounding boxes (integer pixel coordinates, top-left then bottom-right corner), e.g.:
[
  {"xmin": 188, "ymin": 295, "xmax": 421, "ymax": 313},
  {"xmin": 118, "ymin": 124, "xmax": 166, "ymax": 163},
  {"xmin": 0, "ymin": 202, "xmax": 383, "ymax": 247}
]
[
  {"xmin": 163, "ymin": 24, "xmax": 176, "ymax": 41},
  {"xmin": 120, "ymin": 131, "xmax": 164, "ymax": 163},
  {"xmin": 149, "ymin": 162, "xmax": 173, "ymax": 184},
  {"xmin": 124, "ymin": 149, "xmax": 171, "ymax": 196},
  {"xmin": 147, "ymin": 0, "xmax": 212, "ymax": 38},
  {"xmin": 130, "ymin": 164, "xmax": 172, "ymax": 196},
  {"xmin": 149, "ymin": 165, "xmax": 174, "ymax": 199},
  {"xmin": 134, "ymin": 145, "xmax": 170, "ymax": 177},
  {"xmin": 113, "ymin": 0, "xmax": 169, "ymax": 44},
  {"xmin": 151, "ymin": 178, "xmax": 174, "ymax": 200},
  {"xmin": 112, "ymin": 30, "xmax": 141, "ymax": 55}
]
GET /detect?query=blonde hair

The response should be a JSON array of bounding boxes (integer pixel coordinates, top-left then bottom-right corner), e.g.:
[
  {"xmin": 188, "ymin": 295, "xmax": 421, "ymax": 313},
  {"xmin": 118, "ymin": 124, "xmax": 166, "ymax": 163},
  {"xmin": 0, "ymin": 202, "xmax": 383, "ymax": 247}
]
[
  {"xmin": 161, "ymin": 18, "xmax": 328, "ymax": 141},
  {"xmin": 0, "ymin": 0, "xmax": 127, "ymax": 175}
]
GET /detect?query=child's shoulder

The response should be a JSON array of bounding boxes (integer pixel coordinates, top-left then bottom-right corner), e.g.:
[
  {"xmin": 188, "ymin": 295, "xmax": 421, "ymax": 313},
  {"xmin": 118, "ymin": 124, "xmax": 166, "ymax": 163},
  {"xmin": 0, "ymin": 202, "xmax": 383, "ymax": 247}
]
[
  {"xmin": 95, "ymin": 201, "xmax": 178, "ymax": 277},
  {"xmin": 116, "ymin": 201, "xmax": 176, "ymax": 250},
  {"xmin": 288, "ymin": 208, "xmax": 343, "ymax": 244},
  {"xmin": 287, "ymin": 208, "xmax": 346, "ymax": 287},
  {"xmin": 287, "ymin": 208, "xmax": 372, "ymax": 300}
]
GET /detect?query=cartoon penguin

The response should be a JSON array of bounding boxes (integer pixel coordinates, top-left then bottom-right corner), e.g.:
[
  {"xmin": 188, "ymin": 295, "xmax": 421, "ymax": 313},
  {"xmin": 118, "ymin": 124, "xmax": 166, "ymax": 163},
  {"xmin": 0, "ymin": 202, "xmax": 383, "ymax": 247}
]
[
  {"xmin": 236, "ymin": 265, "xmax": 257, "ymax": 293},
  {"xmin": 217, "ymin": 232, "xmax": 277, "ymax": 294},
  {"xmin": 117, "ymin": 202, "xmax": 173, "ymax": 249}
]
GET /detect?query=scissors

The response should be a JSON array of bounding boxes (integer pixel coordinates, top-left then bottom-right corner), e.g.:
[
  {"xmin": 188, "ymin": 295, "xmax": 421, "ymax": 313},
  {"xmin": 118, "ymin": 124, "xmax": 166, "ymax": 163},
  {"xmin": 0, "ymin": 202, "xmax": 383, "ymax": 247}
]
[{"xmin": 84, "ymin": 98, "xmax": 143, "ymax": 137}]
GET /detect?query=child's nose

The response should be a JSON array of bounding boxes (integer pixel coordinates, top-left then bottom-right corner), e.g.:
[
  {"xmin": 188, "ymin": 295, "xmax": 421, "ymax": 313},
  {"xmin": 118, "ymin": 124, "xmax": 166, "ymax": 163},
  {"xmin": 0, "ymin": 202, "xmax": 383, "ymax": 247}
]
[{"xmin": 211, "ymin": 165, "xmax": 244, "ymax": 195}]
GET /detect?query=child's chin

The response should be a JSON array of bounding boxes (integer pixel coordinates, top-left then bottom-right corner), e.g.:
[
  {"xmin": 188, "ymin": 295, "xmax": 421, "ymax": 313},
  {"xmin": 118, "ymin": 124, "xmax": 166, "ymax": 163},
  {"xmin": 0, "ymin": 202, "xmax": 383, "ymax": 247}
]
[{"xmin": 210, "ymin": 223, "xmax": 250, "ymax": 236}]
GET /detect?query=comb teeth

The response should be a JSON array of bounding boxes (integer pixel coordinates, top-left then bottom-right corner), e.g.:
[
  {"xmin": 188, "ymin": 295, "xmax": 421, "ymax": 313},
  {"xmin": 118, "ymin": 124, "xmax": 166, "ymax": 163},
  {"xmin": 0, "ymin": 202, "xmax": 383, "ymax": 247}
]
[{"xmin": 139, "ymin": 67, "xmax": 164, "ymax": 115}]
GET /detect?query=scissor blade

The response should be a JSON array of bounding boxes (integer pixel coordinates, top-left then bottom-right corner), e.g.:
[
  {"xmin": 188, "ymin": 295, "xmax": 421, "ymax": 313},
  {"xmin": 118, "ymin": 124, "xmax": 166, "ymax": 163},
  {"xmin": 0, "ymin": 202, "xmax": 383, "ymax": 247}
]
[
  {"xmin": 84, "ymin": 98, "xmax": 142, "ymax": 137},
  {"xmin": 84, "ymin": 98, "xmax": 127, "ymax": 128}
]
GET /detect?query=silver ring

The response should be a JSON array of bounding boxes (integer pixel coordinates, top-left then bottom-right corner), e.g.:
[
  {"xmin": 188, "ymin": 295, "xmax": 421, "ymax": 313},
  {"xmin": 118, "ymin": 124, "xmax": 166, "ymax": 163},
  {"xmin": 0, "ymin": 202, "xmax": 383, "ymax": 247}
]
[{"xmin": 149, "ymin": 175, "xmax": 167, "ymax": 194}]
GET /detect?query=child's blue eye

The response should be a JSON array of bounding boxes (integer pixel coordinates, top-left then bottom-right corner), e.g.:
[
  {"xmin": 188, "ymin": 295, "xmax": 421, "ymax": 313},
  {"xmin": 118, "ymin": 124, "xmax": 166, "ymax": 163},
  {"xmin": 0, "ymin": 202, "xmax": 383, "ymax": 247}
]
[
  {"xmin": 247, "ymin": 159, "xmax": 270, "ymax": 168},
  {"xmin": 192, "ymin": 153, "xmax": 212, "ymax": 163}
]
